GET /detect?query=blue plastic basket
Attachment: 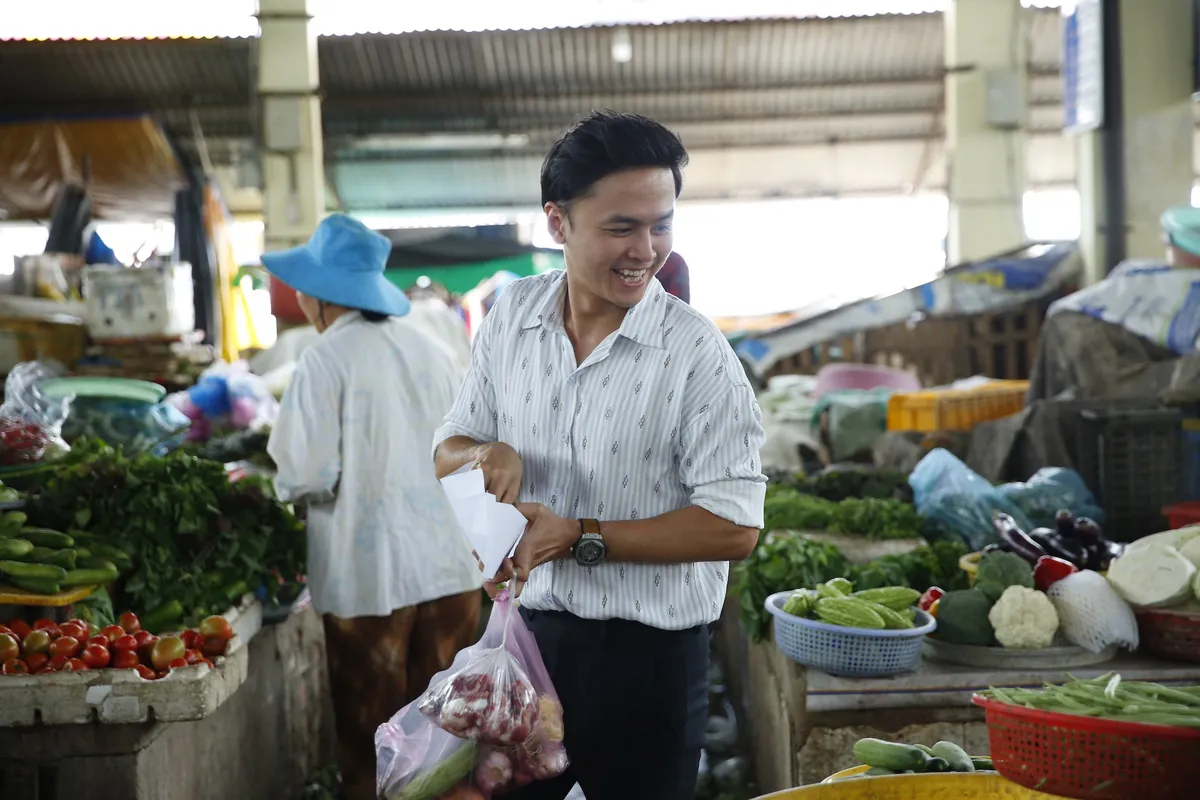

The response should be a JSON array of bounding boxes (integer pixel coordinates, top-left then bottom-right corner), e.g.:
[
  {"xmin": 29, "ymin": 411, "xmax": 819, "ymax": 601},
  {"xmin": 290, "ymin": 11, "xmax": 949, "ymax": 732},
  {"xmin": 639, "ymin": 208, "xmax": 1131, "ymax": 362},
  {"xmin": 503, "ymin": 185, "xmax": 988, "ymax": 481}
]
[{"xmin": 764, "ymin": 591, "xmax": 936, "ymax": 677}]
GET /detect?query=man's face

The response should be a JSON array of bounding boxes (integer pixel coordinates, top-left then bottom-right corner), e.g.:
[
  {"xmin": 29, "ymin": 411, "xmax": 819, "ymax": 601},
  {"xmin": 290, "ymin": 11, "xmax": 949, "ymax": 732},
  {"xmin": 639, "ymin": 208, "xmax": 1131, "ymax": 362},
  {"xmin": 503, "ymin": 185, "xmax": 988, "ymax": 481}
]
[{"xmin": 545, "ymin": 167, "xmax": 676, "ymax": 310}]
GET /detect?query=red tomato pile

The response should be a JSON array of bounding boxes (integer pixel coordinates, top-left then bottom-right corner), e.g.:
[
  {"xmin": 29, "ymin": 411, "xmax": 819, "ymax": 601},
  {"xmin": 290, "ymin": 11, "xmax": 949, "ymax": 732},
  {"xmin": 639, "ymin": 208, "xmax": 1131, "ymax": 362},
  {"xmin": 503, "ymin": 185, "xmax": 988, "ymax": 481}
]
[
  {"xmin": 0, "ymin": 417, "xmax": 50, "ymax": 465},
  {"xmin": 0, "ymin": 612, "xmax": 235, "ymax": 679}
]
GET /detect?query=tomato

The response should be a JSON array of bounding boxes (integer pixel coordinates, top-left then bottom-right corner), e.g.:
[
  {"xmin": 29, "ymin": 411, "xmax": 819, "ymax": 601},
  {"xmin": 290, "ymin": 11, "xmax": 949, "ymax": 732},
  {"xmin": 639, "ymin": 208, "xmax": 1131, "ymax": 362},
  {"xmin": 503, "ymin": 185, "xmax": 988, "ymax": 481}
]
[
  {"xmin": 180, "ymin": 630, "xmax": 202, "ymax": 650},
  {"xmin": 111, "ymin": 650, "xmax": 140, "ymax": 670},
  {"xmin": 68, "ymin": 658, "xmax": 87, "ymax": 671},
  {"xmin": 86, "ymin": 635, "xmax": 109, "ymax": 649},
  {"xmin": 58, "ymin": 622, "xmax": 87, "ymax": 642},
  {"xmin": 135, "ymin": 664, "xmax": 156, "ymax": 680},
  {"xmin": 32, "ymin": 619, "xmax": 60, "ymax": 639},
  {"xmin": 112, "ymin": 634, "xmax": 138, "ymax": 653},
  {"xmin": 150, "ymin": 636, "xmax": 186, "ymax": 671},
  {"xmin": 24, "ymin": 652, "xmax": 49, "ymax": 673},
  {"xmin": 200, "ymin": 636, "xmax": 228, "ymax": 659},
  {"xmin": 119, "ymin": 612, "xmax": 141, "ymax": 634},
  {"xmin": 101, "ymin": 625, "xmax": 126, "ymax": 643},
  {"xmin": 167, "ymin": 657, "xmax": 188, "ymax": 670},
  {"xmin": 63, "ymin": 618, "xmax": 86, "ymax": 630},
  {"xmin": 184, "ymin": 649, "xmax": 203, "ymax": 665},
  {"xmin": 48, "ymin": 636, "xmax": 81, "ymax": 660},
  {"xmin": 7, "ymin": 619, "xmax": 31, "ymax": 640},
  {"xmin": 1, "ymin": 658, "xmax": 28, "ymax": 675},
  {"xmin": 199, "ymin": 616, "xmax": 234, "ymax": 643},
  {"xmin": 134, "ymin": 630, "xmax": 156, "ymax": 648},
  {"xmin": 48, "ymin": 653, "xmax": 71, "ymax": 672},
  {"xmin": 80, "ymin": 644, "xmax": 110, "ymax": 669},
  {"xmin": 0, "ymin": 632, "xmax": 19, "ymax": 663},
  {"xmin": 22, "ymin": 630, "xmax": 52, "ymax": 656}
]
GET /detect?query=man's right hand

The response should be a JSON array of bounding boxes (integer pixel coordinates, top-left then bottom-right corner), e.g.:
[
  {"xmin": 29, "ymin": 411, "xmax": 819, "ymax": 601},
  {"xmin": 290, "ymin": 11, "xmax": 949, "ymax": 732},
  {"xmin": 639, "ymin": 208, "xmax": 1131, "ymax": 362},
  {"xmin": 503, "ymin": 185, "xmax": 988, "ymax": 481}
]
[{"xmin": 472, "ymin": 442, "xmax": 523, "ymax": 504}]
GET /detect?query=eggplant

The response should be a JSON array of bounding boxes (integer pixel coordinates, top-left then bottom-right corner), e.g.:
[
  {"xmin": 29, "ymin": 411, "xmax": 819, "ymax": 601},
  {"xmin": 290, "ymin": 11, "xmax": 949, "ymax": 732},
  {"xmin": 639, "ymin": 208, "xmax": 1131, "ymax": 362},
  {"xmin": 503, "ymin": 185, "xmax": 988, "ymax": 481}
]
[
  {"xmin": 993, "ymin": 512, "xmax": 1046, "ymax": 564},
  {"xmin": 1029, "ymin": 527, "xmax": 1089, "ymax": 567},
  {"xmin": 1083, "ymin": 543, "xmax": 1106, "ymax": 571},
  {"xmin": 1099, "ymin": 539, "xmax": 1127, "ymax": 571},
  {"xmin": 1075, "ymin": 517, "xmax": 1103, "ymax": 543},
  {"xmin": 1055, "ymin": 509, "xmax": 1077, "ymax": 539}
]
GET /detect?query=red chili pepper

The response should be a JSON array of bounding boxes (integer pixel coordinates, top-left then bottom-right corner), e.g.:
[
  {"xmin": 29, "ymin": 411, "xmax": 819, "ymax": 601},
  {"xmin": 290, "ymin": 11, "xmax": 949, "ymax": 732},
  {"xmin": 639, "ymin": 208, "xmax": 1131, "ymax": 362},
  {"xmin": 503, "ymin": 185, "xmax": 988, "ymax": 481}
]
[
  {"xmin": 1033, "ymin": 555, "xmax": 1080, "ymax": 592},
  {"xmin": 918, "ymin": 586, "xmax": 945, "ymax": 611}
]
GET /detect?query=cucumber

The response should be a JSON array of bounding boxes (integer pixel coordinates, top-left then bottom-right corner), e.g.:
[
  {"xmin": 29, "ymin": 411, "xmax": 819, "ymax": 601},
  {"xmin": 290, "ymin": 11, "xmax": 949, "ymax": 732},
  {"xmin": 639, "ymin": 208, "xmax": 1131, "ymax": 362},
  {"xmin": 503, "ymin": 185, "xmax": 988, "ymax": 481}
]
[
  {"xmin": 89, "ymin": 544, "xmax": 133, "ymax": 571},
  {"xmin": 924, "ymin": 757, "xmax": 951, "ymax": 773},
  {"xmin": 0, "ymin": 560, "xmax": 68, "ymax": 581},
  {"xmin": 79, "ymin": 557, "xmax": 118, "ymax": 572},
  {"xmin": 0, "ymin": 538, "xmax": 33, "ymax": 559},
  {"xmin": 971, "ymin": 757, "xmax": 995, "ymax": 772},
  {"xmin": 913, "ymin": 744, "xmax": 935, "ymax": 756},
  {"xmin": 862, "ymin": 767, "xmax": 895, "ymax": 777},
  {"xmin": 141, "ymin": 600, "xmax": 185, "ymax": 634},
  {"xmin": 852, "ymin": 738, "xmax": 931, "ymax": 773},
  {"xmin": 15, "ymin": 547, "xmax": 76, "ymax": 570},
  {"xmin": 931, "ymin": 741, "xmax": 974, "ymax": 773},
  {"xmin": 19, "ymin": 528, "xmax": 74, "ymax": 549},
  {"xmin": 73, "ymin": 547, "xmax": 91, "ymax": 559},
  {"xmin": 9, "ymin": 576, "xmax": 61, "ymax": 595},
  {"xmin": 60, "ymin": 564, "xmax": 120, "ymax": 588},
  {"xmin": 0, "ymin": 511, "xmax": 27, "ymax": 533}
]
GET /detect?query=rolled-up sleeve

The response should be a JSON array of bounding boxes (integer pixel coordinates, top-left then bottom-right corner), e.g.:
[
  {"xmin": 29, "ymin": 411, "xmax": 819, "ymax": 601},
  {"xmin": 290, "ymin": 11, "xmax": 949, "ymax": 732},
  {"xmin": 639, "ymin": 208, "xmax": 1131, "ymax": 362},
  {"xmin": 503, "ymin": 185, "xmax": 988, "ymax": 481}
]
[
  {"xmin": 268, "ymin": 350, "xmax": 342, "ymax": 505},
  {"xmin": 678, "ymin": 382, "xmax": 768, "ymax": 528},
  {"xmin": 432, "ymin": 308, "xmax": 500, "ymax": 454}
]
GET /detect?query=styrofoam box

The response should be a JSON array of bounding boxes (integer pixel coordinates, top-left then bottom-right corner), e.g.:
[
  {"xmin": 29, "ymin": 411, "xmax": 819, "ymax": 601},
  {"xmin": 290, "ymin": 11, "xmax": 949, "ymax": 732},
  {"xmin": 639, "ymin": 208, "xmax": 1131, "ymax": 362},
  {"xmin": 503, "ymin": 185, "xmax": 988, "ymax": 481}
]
[
  {"xmin": 82, "ymin": 263, "xmax": 195, "ymax": 342},
  {"xmin": 0, "ymin": 595, "xmax": 263, "ymax": 727}
]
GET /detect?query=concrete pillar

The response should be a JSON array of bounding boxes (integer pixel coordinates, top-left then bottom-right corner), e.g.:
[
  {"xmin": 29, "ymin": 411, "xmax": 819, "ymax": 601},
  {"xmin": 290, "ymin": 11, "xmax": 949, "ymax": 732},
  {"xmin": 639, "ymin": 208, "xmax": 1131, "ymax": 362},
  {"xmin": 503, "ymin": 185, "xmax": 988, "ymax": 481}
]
[
  {"xmin": 256, "ymin": 0, "xmax": 325, "ymax": 253},
  {"xmin": 944, "ymin": 0, "xmax": 1027, "ymax": 264},
  {"xmin": 1075, "ymin": 0, "xmax": 1194, "ymax": 283}
]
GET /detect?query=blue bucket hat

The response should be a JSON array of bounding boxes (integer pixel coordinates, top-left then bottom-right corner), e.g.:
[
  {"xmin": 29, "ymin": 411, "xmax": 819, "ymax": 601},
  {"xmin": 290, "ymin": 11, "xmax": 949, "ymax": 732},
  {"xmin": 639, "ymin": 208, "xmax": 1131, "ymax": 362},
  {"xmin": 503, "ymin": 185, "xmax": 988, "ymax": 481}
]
[
  {"xmin": 1161, "ymin": 205, "xmax": 1200, "ymax": 259},
  {"xmin": 261, "ymin": 214, "xmax": 410, "ymax": 317}
]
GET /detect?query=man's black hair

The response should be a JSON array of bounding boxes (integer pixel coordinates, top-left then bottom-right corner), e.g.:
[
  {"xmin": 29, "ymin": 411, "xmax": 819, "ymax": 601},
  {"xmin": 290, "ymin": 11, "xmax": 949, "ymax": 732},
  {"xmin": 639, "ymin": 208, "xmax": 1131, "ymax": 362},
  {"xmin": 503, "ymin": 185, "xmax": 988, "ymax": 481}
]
[
  {"xmin": 360, "ymin": 310, "xmax": 390, "ymax": 323},
  {"xmin": 540, "ymin": 111, "xmax": 689, "ymax": 207}
]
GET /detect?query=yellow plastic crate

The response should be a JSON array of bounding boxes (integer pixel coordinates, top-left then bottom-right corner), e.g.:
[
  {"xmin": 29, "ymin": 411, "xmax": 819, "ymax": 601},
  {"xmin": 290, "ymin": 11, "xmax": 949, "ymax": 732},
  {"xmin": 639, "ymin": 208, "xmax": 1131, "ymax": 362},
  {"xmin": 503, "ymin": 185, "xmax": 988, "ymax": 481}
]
[
  {"xmin": 886, "ymin": 381, "xmax": 1030, "ymax": 433},
  {"xmin": 756, "ymin": 772, "xmax": 1058, "ymax": 799}
]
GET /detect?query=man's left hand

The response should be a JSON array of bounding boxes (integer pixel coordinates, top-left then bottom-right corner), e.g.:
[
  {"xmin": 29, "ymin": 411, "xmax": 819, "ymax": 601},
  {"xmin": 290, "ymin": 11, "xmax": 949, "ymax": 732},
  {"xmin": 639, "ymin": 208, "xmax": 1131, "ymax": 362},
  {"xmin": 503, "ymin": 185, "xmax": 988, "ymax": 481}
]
[{"xmin": 512, "ymin": 503, "xmax": 579, "ymax": 597}]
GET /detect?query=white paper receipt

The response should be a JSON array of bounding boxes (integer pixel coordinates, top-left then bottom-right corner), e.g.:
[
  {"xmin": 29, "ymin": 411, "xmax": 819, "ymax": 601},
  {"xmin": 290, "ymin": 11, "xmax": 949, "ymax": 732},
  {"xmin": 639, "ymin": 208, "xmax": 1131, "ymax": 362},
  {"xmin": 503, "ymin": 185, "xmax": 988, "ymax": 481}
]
[{"xmin": 439, "ymin": 465, "xmax": 528, "ymax": 580}]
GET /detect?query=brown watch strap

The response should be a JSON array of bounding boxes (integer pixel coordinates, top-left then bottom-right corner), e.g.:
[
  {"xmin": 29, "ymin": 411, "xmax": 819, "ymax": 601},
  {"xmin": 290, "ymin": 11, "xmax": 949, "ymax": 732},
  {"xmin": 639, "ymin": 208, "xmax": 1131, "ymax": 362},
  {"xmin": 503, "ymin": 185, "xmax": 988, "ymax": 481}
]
[{"xmin": 580, "ymin": 518, "xmax": 602, "ymax": 536}]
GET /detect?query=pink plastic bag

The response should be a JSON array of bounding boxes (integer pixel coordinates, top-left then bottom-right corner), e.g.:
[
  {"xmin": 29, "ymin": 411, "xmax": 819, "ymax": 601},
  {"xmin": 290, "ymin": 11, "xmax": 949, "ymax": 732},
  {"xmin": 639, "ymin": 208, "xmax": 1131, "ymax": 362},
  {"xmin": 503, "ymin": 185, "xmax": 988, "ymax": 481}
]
[{"xmin": 375, "ymin": 593, "xmax": 568, "ymax": 800}]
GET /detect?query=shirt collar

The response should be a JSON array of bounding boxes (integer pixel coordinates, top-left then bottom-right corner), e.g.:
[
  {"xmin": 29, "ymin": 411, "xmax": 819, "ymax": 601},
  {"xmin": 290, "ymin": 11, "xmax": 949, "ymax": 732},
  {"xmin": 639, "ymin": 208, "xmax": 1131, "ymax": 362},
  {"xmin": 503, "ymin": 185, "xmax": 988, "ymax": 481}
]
[{"xmin": 515, "ymin": 271, "xmax": 669, "ymax": 349}]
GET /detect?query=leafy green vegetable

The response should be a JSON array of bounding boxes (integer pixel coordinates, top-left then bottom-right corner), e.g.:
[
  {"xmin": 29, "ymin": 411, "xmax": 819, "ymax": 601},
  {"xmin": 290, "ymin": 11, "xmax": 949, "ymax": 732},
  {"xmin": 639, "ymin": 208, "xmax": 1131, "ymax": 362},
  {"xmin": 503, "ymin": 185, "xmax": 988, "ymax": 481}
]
[
  {"xmin": 848, "ymin": 541, "xmax": 970, "ymax": 593},
  {"xmin": 732, "ymin": 532, "xmax": 849, "ymax": 642},
  {"xmin": 22, "ymin": 438, "xmax": 305, "ymax": 624},
  {"xmin": 763, "ymin": 488, "xmax": 838, "ymax": 532},
  {"xmin": 935, "ymin": 588, "xmax": 996, "ymax": 646},
  {"xmin": 974, "ymin": 551, "xmax": 1034, "ymax": 604},
  {"xmin": 764, "ymin": 487, "xmax": 924, "ymax": 540}
]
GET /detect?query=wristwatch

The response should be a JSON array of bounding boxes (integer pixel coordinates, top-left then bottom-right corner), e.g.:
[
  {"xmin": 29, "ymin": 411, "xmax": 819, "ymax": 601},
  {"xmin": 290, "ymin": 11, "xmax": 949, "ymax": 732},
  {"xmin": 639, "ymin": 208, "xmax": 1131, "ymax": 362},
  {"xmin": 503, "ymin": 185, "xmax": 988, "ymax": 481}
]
[{"xmin": 573, "ymin": 518, "xmax": 607, "ymax": 567}]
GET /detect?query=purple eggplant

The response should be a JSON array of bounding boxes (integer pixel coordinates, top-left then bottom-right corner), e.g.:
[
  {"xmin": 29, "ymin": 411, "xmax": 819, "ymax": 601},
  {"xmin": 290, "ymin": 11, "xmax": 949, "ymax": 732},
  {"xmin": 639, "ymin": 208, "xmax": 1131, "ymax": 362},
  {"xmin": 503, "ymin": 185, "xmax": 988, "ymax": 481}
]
[
  {"xmin": 1099, "ymin": 540, "xmax": 1127, "ymax": 571},
  {"xmin": 993, "ymin": 512, "xmax": 1046, "ymax": 564},
  {"xmin": 1030, "ymin": 527, "xmax": 1089, "ymax": 567},
  {"xmin": 1075, "ymin": 517, "xmax": 1103, "ymax": 543},
  {"xmin": 1055, "ymin": 509, "xmax": 1077, "ymax": 539}
]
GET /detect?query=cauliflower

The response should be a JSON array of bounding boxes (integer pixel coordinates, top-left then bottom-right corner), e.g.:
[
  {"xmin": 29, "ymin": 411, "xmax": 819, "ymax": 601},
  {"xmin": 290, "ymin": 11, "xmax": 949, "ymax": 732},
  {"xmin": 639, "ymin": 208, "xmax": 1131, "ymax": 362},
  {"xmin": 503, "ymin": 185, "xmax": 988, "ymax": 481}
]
[{"xmin": 987, "ymin": 585, "xmax": 1059, "ymax": 649}]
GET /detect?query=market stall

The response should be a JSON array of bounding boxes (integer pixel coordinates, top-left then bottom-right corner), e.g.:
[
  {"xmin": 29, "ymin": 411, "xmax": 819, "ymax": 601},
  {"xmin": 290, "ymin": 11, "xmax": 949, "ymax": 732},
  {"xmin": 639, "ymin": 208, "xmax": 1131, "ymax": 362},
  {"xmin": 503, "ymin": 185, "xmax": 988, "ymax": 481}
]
[{"xmin": 717, "ymin": 445, "xmax": 1200, "ymax": 800}]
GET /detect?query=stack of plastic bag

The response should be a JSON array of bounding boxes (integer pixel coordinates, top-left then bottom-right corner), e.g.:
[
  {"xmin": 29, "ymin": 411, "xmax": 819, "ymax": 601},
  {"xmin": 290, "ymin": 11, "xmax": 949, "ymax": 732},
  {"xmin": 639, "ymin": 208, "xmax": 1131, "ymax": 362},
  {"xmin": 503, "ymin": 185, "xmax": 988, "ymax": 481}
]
[
  {"xmin": 998, "ymin": 467, "xmax": 1105, "ymax": 529},
  {"xmin": 0, "ymin": 361, "xmax": 71, "ymax": 465},
  {"xmin": 376, "ymin": 592, "xmax": 568, "ymax": 800}
]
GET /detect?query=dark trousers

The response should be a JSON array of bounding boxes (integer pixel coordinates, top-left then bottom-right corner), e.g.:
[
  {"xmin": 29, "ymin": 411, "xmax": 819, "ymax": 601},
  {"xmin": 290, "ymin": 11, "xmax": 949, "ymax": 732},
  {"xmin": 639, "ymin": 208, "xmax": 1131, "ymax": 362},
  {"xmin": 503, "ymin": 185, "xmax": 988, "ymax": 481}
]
[{"xmin": 504, "ymin": 608, "xmax": 710, "ymax": 800}]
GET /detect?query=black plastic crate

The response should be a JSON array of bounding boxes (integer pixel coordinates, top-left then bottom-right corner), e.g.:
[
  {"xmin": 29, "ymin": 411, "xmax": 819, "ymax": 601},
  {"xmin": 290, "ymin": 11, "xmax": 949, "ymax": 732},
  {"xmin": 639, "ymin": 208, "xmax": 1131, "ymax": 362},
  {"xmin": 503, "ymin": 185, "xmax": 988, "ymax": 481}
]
[{"xmin": 1063, "ymin": 401, "xmax": 1185, "ymax": 541}]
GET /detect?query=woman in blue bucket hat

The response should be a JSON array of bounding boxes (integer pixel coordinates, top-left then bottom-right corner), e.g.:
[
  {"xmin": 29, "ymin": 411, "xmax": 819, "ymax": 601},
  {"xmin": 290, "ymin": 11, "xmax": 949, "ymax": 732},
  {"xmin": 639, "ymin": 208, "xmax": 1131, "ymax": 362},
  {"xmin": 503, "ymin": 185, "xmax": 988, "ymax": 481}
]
[{"xmin": 263, "ymin": 214, "xmax": 482, "ymax": 800}]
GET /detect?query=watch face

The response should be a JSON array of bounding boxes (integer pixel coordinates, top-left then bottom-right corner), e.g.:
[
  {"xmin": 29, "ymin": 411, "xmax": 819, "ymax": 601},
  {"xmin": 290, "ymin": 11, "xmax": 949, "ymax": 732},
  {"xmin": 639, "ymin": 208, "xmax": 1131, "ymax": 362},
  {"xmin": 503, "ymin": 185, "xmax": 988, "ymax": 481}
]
[{"xmin": 576, "ymin": 537, "xmax": 605, "ymax": 566}]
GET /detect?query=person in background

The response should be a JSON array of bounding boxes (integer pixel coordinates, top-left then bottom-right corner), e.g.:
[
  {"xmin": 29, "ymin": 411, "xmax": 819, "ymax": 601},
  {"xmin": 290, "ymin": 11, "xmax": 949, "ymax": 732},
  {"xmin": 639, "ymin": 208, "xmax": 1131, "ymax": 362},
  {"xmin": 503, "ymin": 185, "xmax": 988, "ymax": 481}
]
[
  {"xmin": 406, "ymin": 277, "xmax": 473, "ymax": 380},
  {"xmin": 263, "ymin": 214, "xmax": 482, "ymax": 800},
  {"xmin": 655, "ymin": 249, "xmax": 691, "ymax": 304},
  {"xmin": 433, "ymin": 112, "xmax": 767, "ymax": 800}
]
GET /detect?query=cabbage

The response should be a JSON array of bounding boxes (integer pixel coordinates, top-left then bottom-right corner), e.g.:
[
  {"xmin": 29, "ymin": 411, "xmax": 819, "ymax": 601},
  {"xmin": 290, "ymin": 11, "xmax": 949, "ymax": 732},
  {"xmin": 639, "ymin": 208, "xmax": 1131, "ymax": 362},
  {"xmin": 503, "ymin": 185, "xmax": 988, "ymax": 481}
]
[{"xmin": 1106, "ymin": 545, "xmax": 1196, "ymax": 608}]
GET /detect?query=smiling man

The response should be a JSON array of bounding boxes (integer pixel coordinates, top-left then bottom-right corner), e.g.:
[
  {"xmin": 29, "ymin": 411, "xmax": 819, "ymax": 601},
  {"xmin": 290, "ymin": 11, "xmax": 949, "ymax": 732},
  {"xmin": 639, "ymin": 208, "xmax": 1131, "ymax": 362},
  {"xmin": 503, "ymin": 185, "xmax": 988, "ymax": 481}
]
[{"xmin": 433, "ymin": 111, "xmax": 767, "ymax": 800}]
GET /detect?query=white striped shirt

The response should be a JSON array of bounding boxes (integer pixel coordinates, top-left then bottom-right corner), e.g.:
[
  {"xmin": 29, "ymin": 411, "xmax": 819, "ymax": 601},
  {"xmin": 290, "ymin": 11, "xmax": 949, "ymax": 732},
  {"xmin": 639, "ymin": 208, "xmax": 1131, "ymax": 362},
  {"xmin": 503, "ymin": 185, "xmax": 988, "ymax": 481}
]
[{"xmin": 433, "ymin": 270, "xmax": 767, "ymax": 630}]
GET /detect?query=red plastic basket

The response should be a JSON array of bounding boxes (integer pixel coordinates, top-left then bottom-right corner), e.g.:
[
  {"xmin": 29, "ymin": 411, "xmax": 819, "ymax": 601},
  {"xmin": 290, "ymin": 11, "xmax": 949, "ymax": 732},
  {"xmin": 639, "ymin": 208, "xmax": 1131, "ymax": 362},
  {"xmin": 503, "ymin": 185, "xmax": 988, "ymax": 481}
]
[
  {"xmin": 1163, "ymin": 501, "xmax": 1200, "ymax": 530},
  {"xmin": 1135, "ymin": 607, "xmax": 1200, "ymax": 663},
  {"xmin": 973, "ymin": 694, "xmax": 1200, "ymax": 799}
]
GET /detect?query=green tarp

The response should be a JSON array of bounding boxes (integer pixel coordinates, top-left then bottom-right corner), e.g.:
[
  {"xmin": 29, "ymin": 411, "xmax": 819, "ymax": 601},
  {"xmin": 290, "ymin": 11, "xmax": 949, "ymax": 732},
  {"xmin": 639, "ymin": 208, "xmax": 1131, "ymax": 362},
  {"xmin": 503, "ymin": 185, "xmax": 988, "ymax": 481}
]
[{"xmin": 383, "ymin": 252, "xmax": 564, "ymax": 295}]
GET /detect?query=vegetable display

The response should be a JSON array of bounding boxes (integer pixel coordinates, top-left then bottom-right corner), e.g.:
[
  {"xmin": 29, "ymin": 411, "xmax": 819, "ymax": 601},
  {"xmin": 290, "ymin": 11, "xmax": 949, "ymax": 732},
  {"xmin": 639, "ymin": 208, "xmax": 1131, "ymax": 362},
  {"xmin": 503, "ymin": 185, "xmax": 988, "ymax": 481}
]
[
  {"xmin": 0, "ymin": 611, "xmax": 233, "ymax": 678},
  {"xmin": 987, "ymin": 586, "xmax": 1059, "ymax": 649},
  {"xmin": 12, "ymin": 438, "xmax": 305, "ymax": 627},
  {"xmin": 848, "ymin": 737, "xmax": 993, "ymax": 777},
  {"xmin": 780, "ymin": 579, "xmax": 922, "ymax": 630},
  {"xmin": 987, "ymin": 511, "xmax": 1125, "ymax": 572},
  {"xmin": 764, "ymin": 486, "xmax": 923, "ymax": 540},
  {"xmin": 979, "ymin": 673, "xmax": 1200, "ymax": 728},
  {"xmin": 734, "ymin": 533, "xmax": 968, "ymax": 642},
  {"xmin": 0, "ymin": 514, "xmax": 128, "ymax": 596},
  {"xmin": 766, "ymin": 468, "xmax": 914, "ymax": 504}
]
